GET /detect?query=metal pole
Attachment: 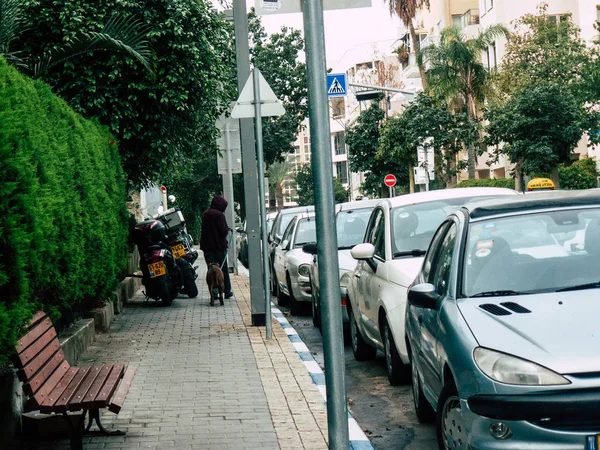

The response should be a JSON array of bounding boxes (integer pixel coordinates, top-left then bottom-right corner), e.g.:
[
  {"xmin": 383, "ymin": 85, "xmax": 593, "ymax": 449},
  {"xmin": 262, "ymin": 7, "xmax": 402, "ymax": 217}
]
[
  {"xmin": 302, "ymin": 1, "xmax": 349, "ymax": 448},
  {"xmin": 233, "ymin": 0, "xmax": 265, "ymax": 325},
  {"xmin": 388, "ymin": 186, "xmax": 392, "ymax": 198},
  {"xmin": 224, "ymin": 122, "xmax": 238, "ymax": 274},
  {"xmin": 253, "ymin": 68, "xmax": 272, "ymax": 340}
]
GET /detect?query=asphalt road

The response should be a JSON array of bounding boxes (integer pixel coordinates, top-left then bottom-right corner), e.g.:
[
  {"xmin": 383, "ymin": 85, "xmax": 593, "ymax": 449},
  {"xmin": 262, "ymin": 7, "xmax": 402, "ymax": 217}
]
[{"xmin": 278, "ymin": 301, "xmax": 438, "ymax": 450}]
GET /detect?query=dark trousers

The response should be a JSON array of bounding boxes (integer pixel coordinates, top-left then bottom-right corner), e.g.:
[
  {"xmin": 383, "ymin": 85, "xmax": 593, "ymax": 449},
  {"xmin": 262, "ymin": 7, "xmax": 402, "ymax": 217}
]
[{"xmin": 203, "ymin": 250, "xmax": 232, "ymax": 294}]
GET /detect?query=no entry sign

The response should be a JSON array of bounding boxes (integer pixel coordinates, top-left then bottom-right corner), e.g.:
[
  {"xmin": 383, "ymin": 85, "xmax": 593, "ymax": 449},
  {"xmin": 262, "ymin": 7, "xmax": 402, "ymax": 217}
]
[{"xmin": 384, "ymin": 174, "xmax": 396, "ymax": 187}]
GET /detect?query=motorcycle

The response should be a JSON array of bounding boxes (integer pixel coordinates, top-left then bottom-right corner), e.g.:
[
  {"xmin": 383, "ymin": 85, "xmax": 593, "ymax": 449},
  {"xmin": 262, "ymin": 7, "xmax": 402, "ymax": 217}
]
[
  {"xmin": 132, "ymin": 218, "xmax": 181, "ymax": 306},
  {"xmin": 155, "ymin": 206, "xmax": 199, "ymax": 298}
]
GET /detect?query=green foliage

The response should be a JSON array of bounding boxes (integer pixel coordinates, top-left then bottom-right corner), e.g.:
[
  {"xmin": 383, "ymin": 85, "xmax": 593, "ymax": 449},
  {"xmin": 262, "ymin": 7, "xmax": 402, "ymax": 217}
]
[
  {"xmin": 0, "ymin": 57, "xmax": 129, "ymax": 365},
  {"xmin": 295, "ymin": 165, "xmax": 348, "ymax": 206},
  {"xmin": 346, "ymin": 103, "xmax": 408, "ymax": 197},
  {"xmin": 14, "ymin": 0, "xmax": 236, "ymax": 187},
  {"xmin": 485, "ymin": 82, "xmax": 584, "ymax": 177},
  {"xmin": 453, "ymin": 178, "xmax": 516, "ymax": 189},
  {"xmin": 559, "ymin": 158, "xmax": 600, "ymax": 190}
]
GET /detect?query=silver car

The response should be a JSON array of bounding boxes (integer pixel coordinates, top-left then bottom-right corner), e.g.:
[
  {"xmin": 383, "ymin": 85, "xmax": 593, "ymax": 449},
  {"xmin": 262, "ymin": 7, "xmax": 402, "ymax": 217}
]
[
  {"xmin": 406, "ymin": 190, "xmax": 600, "ymax": 450},
  {"xmin": 273, "ymin": 212, "xmax": 316, "ymax": 314}
]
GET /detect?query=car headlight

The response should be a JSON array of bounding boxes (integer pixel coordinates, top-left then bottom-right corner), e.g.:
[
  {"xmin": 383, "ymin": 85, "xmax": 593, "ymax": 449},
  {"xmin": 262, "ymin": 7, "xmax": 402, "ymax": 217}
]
[
  {"xmin": 339, "ymin": 270, "xmax": 352, "ymax": 288},
  {"xmin": 474, "ymin": 347, "xmax": 570, "ymax": 386},
  {"xmin": 298, "ymin": 264, "xmax": 311, "ymax": 277}
]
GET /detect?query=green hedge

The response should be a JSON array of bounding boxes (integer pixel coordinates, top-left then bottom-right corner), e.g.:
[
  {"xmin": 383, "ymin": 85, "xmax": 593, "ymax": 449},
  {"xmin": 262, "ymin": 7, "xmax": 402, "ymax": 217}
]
[
  {"xmin": 0, "ymin": 58, "xmax": 129, "ymax": 365},
  {"xmin": 559, "ymin": 158, "xmax": 599, "ymax": 190},
  {"xmin": 453, "ymin": 178, "xmax": 516, "ymax": 189}
]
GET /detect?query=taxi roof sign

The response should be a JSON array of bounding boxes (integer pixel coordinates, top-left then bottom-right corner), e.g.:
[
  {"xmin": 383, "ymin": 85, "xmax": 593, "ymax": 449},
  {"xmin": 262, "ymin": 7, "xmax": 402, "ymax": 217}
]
[{"xmin": 527, "ymin": 178, "xmax": 555, "ymax": 191}]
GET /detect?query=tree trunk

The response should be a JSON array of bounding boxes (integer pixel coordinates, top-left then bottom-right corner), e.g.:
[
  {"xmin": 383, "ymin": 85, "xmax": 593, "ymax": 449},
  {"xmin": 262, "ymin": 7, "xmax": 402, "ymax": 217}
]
[
  {"xmin": 409, "ymin": 20, "xmax": 427, "ymax": 91},
  {"xmin": 276, "ymin": 183, "xmax": 284, "ymax": 209},
  {"xmin": 466, "ymin": 93, "xmax": 478, "ymax": 180},
  {"xmin": 514, "ymin": 159, "xmax": 524, "ymax": 192},
  {"xmin": 550, "ymin": 166, "xmax": 560, "ymax": 189},
  {"xmin": 409, "ymin": 166, "xmax": 415, "ymax": 193}
]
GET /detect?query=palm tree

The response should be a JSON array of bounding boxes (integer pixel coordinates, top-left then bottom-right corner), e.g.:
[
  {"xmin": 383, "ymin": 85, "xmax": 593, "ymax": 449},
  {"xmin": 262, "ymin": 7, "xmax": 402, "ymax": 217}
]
[
  {"xmin": 0, "ymin": 0, "xmax": 153, "ymax": 76},
  {"xmin": 267, "ymin": 160, "xmax": 294, "ymax": 211},
  {"xmin": 385, "ymin": 0, "xmax": 430, "ymax": 90},
  {"xmin": 419, "ymin": 25, "xmax": 507, "ymax": 179}
]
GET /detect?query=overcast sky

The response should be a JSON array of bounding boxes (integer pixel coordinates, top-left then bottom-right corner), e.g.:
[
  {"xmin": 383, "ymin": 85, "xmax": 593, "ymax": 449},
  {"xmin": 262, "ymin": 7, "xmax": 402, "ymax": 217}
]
[{"xmin": 246, "ymin": 0, "xmax": 403, "ymax": 64}]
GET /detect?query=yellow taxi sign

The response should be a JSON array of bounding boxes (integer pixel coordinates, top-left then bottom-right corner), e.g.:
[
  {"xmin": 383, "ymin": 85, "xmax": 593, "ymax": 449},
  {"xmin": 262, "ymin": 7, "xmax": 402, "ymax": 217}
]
[{"xmin": 527, "ymin": 178, "xmax": 555, "ymax": 191}]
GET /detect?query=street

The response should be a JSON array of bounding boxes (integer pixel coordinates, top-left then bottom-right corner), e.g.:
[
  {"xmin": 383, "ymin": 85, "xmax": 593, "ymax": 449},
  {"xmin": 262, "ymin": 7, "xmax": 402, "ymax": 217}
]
[{"xmin": 277, "ymin": 301, "xmax": 437, "ymax": 450}]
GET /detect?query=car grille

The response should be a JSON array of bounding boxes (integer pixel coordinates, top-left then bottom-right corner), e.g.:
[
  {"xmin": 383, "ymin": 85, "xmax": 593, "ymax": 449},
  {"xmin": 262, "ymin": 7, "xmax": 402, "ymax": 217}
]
[
  {"xmin": 530, "ymin": 417, "xmax": 600, "ymax": 432},
  {"xmin": 478, "ymin": 304, "xmax": 512, "ymax": 316},
  {"xmin": 500, "ymin": 302, "xmax": 531, "ymax": 314}
]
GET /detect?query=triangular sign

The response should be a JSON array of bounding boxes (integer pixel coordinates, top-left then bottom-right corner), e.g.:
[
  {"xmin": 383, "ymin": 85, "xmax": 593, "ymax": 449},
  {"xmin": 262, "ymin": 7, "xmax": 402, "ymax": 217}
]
[{"xmin": 231, "ymin": 69, "xmax": 286, "ymax": 119}]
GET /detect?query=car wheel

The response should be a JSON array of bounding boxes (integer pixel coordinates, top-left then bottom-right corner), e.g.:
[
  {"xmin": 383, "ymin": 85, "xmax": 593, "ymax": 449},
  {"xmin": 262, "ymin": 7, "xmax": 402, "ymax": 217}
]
[
  {"xmin": 276, "ymin": 275, "xmax": 288, "ymax": 306},
  {"xmin": 410, "ymin": 350, "xmax": 435, "ymax": 423},
  {"xmin": 287, "ymin": 274, "xmax": 301, "ymax": 316},
  {"xmin": 437, "ymin": 380, "xmax": 468, "ymax": 450},
  {"xmin": 383, "ymin": 320, "xmax": 407, "ymax": 385},
  {"xmin": 311, "ymin": 292, "xmax": 321, "ymax": 330},
  {"xmin": 349, "ymin": 308, "xmax": 376, "ymax": 361}
]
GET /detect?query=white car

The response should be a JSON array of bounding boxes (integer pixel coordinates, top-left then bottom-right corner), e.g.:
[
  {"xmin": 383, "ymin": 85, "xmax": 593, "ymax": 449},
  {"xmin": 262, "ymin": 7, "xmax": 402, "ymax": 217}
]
[
  {"xmin": 273, "ymin": 212, "xmax": 316, "ymax": 314},
  {"xmin": 347, "ymin": 187, "xmax": 518, "ymax": 385}
]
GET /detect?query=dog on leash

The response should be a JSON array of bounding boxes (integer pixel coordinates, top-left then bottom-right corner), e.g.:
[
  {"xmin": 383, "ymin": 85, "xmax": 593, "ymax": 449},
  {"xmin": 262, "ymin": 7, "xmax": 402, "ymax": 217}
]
[{"xmin": 206, "ymin": 262, "xmax": 225, "ymax": 306}]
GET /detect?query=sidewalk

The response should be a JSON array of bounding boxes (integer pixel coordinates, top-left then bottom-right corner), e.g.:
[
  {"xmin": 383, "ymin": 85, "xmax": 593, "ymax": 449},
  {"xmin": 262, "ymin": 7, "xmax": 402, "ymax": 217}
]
[{"xmin": 13, "ymin": 257, "xmax": 373, "ymax": 450}]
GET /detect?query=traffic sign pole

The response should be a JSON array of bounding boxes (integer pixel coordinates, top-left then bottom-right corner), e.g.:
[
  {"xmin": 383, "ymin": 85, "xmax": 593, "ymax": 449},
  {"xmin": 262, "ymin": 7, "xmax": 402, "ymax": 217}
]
[{"xmin": 160, "ymin": 185, "xmax": 168, "ymax": 211}]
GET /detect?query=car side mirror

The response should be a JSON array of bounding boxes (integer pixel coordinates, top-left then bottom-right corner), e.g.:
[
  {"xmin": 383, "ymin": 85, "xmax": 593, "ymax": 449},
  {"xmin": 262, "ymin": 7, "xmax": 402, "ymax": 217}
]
[
  {"xmin": 351, "ymin": 243, "xmax": 377, "ymax": 272},
  {"xmin": 268, "ymin": 235, "xmax": 273, "ymax": 244},
  {"xmin": 407, "ymin": 283, "xmax": 439, "ymax": 310},
  {"xmin": 302, "ymin": 243, "xmax": 318, "ymax": 255},
  {"xmin": 281, "ymin": 239, "xmax": 289, "ymax": 250}
]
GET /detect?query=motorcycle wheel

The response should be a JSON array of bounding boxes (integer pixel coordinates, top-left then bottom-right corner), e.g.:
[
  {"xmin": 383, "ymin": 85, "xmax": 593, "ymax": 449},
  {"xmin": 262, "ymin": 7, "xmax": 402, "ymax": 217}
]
[
  {"xmin": 157, "ymin": 276, "xmax": 173, "ymax": 306},
  {"xmin": 181, "ymin": 261, "xmax": 198, "ymax": 298}
]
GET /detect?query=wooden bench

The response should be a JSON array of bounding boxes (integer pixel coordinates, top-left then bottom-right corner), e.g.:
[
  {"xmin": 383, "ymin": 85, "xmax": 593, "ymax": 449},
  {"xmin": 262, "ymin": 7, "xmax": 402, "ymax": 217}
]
[{"xmin": 12, "ymin": 311, "xmax": 135, "ymax": 450}]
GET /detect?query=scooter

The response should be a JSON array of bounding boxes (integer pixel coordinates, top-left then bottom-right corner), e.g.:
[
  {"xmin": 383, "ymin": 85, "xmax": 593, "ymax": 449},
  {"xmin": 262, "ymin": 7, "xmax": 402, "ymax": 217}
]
[
  {"xmin": 155, "ymin": 206, "xmax": 198, "ymax": 298},
  {"xmin": 132, "ymin": 218, "xmax": 181, "ymax": 306}
]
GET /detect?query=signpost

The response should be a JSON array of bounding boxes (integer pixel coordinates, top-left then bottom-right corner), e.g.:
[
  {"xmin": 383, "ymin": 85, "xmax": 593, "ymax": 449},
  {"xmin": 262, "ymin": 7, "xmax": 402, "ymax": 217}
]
[
  {"xmin": 327, "ymin": 73, "xmax": 347, "ymax": 97},
  {"xmin": 384, "ymin": 173, "xmax": 396, "ymax": 197},
  {"xmin": 160, "ymin": 185, "xmax": 167, "ymax": 211}
]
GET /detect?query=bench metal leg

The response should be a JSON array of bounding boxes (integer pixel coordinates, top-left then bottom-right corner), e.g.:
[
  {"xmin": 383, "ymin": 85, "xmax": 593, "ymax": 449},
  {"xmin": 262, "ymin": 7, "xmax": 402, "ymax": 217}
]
[{"xmin": 85, "ymin": 408, "xmax": 126, "ymax": 436}]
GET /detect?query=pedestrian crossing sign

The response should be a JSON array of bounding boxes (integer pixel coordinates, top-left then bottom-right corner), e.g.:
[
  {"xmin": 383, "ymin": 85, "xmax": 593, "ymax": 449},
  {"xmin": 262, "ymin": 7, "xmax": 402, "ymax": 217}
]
[{"xmin": 327, "ymin": 73, "xmax": 347, "ymax": 97}]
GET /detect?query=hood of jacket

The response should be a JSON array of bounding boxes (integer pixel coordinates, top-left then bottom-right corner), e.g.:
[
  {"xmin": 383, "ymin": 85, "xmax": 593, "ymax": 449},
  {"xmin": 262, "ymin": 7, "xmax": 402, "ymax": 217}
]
[{"xmin": 210, "ymin": 195, "xmax": 228, "ymax": 212}]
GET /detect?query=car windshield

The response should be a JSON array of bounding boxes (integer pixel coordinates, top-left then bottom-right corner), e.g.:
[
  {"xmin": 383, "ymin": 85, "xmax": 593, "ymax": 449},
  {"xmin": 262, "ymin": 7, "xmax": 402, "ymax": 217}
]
[
  {"xmin": 294, "ymin": 218, "xmax": 316, "ymax": 247},
  {"xmin": 336, "ymin": 208, "xmax": 374, "ymax": 249},
  {"xmin": 462, "ymin": 207, "xmax": 600, "ymax": 297},
  {"xmin": 392, "ymin": 197, "xmax": 479, "ymax": 257}
]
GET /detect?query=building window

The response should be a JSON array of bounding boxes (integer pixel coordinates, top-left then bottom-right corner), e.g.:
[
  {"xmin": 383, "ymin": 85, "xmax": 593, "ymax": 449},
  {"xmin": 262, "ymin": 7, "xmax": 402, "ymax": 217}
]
[
  {"xmin": 334, "ymin": 132, "xmax": 346, "ymax": 155},
  {"xmin": 548, "ymin": 14, "xmax": 569, "ymax": 24},
  {"xmin": 335, "ymin": 161, "xmax": 348, "ymax": 184},
  {"xmin": 304, "ymin": 153, "xmax": 311, "ymax": 163},
  {"xmin": 331, "ymin": 97, "xmax": 345, "ymax": 119},
  {"xmin": 483, "ymin": 0, "xmax": 493, "ymax": 12},
  {"xmin": 452, "ymin": 14, "xmax": 462, "ymax": 28},
  {"xmin": 486, "ymin": 42, "xmax": 497, "ymax": 70}
]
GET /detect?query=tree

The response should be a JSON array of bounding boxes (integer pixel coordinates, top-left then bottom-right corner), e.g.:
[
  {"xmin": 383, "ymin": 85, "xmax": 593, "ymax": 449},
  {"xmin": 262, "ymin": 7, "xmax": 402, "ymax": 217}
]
[
  {"xmin": 295, "ymin": 165, "xmax": 348, "ymax": 206},
  {"xmin": 267, "ymin": 160, "xmax": 294, "ymax": 211},
  {"xmin": 248, "ymin": 9, "xmax": 308, "ymax": 166},
  {"xmin": 384, "ymin": 0, "xmax": 430, "ymax": 89},
  {"xmin": 419, "ymin": 24, "xmax": 507, "ymax": 179},
  {"xmin": 485, "ymin": 82, "xmax": 584, "ymax": 191},
  {"xmin": 346, "ymin": 101, "xmax": 409, "ymax": 197},
  {"xmin": 14, "ymin": 0, "xmax": 235, "ymax": 186}
]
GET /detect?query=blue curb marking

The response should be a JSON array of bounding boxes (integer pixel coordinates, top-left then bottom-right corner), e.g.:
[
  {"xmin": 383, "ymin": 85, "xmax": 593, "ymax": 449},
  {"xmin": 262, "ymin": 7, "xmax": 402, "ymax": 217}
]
[{"xmin": 270, "ymin": 304, "xmax": 375, "ymax": 448}]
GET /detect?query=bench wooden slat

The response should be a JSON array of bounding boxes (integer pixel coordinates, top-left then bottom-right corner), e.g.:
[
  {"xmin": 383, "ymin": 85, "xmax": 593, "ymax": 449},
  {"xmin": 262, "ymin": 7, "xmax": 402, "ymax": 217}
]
[
  {"xmin": 81, "ymin": 364, "xmax": 113, "ymax": 409},
  {"xmin": 18, "ymin": 337, "xmax": 62, "ymax": 382},
  {"xmin": 93, "ymin": 364, "xmax": 124, "ymax": 408},
  {"xmin": 108, "ymin": 366, "xmax": 135, "ymax": 414},
  {"xmin": 30, "ymin": 355, "xmax": 70, "ymax": 408},
  {"xmin": 39, "ymin": 367, "xmax": 80, "ymax": 413},
  {"xmin": 68, "ymin": 365, "xmax": 102, "ymax": 411},
  {"xmin": 53, "ymin": 366, "xmax": 92, "ymax": 413},
  {"xmin": 23, "ymin": 350, "xmax": 66, "ymax": 397},
  {"xmin": 15, "ymin": 326, "xmax": 58, "ymax": 369},
  {"xmin": 15, "ymin": 312, "xmax": 50, "ymax": 354}
]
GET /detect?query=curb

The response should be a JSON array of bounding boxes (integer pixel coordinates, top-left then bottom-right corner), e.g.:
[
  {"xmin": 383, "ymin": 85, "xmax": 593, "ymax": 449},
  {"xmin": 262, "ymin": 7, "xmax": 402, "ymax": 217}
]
[{"xmin": 271, "ymin": 306, "xmax": 375, "ymax": 450}]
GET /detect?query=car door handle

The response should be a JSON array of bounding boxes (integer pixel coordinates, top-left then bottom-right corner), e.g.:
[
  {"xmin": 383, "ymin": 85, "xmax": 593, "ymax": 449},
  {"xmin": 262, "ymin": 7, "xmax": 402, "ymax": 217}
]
[
  {"xmin": 354, "ymin": 273, "xmax": 361, "ymax": 279},
  {"xmin": 417, "ymin": 315, "xmax": 423, "ymax": 324}
]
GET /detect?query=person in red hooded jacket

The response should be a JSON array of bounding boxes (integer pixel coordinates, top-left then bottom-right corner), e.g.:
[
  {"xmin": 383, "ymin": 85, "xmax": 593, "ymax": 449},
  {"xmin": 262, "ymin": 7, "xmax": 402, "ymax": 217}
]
[{"xmin": 200, "ymin": 194, "xmax": 233, "ymax": 298}]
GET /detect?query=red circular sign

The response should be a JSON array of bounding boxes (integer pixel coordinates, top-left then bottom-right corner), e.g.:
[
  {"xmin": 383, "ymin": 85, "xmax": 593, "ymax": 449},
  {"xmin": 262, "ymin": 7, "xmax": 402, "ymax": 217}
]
[
  {"xmin": 384, "ymin": 174, "xmax": 396, "ymax": 187},
  {"xmin": 160, "ymin": 185, "xmax": 167, "ymax": 193}
]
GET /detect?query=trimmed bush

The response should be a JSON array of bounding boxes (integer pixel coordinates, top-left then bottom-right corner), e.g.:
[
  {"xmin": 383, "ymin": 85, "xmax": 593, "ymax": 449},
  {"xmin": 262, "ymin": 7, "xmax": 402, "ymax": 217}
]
[
  {"xmin": 453, "ymin": 178, "xmax": 516, "ymax": 189},
  {"xmin": 559, "ymin": 158, "xmax": 599, "ymax": 190},
  {"xmin": 0, "ymin": 57, "xmax": 128, "ymax": 365}
]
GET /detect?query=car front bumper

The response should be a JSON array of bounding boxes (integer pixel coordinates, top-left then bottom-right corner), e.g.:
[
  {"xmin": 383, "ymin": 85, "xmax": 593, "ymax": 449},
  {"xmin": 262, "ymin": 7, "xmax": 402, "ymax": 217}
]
[{"xmin": 463, "ymin": 389, "xmax": 600, "ymax": 449}]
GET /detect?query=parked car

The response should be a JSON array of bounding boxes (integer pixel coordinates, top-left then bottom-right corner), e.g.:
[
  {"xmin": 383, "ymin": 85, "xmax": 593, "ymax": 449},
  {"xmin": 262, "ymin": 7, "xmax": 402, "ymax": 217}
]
[
  {"xmin": 405, "ymin": 190, "xmax": 600, "ymax": 450},
  {"xmin": 302, "ymin": 199, "xmax": 380, "ymax": 331},
  {"xmin": 347, "ymin": 187, "xmax": 518, "ymax": 385},
  {"xmin": 268, "ymin": 205, "xmax": 314, "ymax": 294},
  {"xmin": 273, "ymin": 212, "xmax": 316, "ymax": 314},
  {"xmin": 237, "ymin": 212, "xmax": 276, "ymax": 268}
]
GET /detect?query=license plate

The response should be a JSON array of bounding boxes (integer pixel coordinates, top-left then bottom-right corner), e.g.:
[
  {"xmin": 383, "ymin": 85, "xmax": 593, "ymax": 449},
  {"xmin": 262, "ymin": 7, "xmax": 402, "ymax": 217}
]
[
  {"xmin": 148, "ymin": 261, "xmax": 166, "ymax": 278},
  {"xmin": 171, "ymin": 243, "xmax": 186, "ymax": 259},
  {"xmin": 587, "ymin": 436, "xmax": 600, "ymax": 450}
]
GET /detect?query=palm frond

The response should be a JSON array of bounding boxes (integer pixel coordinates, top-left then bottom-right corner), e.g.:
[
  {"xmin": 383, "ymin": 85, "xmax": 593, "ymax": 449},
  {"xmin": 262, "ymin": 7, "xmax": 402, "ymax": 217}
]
[
  {"xmin": 33, "ymin": 14, "xmax": 154, "ymax": 77},
  {"xmin": 0, "ymin": 0, "xmax": 23, "ymax": 55}
]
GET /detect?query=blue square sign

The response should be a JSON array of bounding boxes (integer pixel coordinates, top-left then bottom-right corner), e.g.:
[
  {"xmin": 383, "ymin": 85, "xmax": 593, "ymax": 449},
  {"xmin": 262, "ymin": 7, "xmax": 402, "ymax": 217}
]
[{"xmin": 327, "ymin": 73, "xmax": 347, "ymax": 97}]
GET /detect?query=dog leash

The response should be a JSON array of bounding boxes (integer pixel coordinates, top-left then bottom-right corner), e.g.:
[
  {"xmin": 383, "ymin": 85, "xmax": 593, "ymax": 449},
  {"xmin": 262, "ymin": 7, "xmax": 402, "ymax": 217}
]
[{"xmin": 219, "ymin": 228, "xmax": 233, "ymax": 270}]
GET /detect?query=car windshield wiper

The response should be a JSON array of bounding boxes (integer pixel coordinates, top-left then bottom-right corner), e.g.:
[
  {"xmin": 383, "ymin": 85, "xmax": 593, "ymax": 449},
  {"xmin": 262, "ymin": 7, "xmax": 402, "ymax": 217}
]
[
  {"xmin": 557, "ymin": 281, "xmax": 600, "ymax": 292},
  {"xmin": 338, "ymin": 245, "xmax": 356, "ymax": 250},
  {"xmin": 470, "ymin": 290, "xmax": 527, "ymax": 298},
  {"xmin": 393, "ymin": 249, "xmax": 426, "ymax": 258}
]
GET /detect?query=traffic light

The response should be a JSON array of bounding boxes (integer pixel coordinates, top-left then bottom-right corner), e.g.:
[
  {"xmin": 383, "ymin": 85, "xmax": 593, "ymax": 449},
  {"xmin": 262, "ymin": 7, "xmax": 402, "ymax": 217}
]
[{"xmin": 355, "ymin": 90, "xmax": 383, "ymax": 102}]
